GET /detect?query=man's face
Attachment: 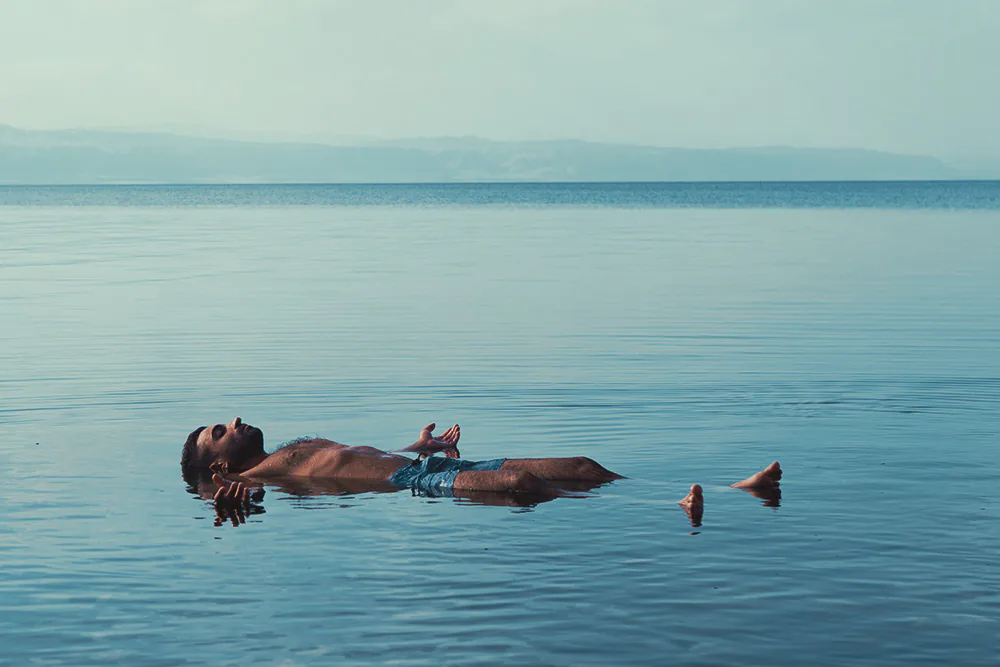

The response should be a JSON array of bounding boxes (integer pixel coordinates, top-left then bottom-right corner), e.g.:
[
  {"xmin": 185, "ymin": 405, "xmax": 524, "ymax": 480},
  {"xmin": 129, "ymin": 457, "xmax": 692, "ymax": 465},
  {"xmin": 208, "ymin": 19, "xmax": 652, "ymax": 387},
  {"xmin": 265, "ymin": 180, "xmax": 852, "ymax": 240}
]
[{"xmin": 197, "ymin": 417, "xmax": 265, "ymax": 471}]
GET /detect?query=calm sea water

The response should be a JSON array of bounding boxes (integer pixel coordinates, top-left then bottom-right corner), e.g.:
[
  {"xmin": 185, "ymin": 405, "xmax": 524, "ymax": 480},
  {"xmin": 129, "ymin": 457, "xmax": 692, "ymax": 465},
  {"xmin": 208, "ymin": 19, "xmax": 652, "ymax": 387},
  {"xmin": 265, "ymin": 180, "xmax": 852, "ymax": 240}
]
[{"xmin": 2, "ymin": 182, "xmax": 998, "ymax": 666}]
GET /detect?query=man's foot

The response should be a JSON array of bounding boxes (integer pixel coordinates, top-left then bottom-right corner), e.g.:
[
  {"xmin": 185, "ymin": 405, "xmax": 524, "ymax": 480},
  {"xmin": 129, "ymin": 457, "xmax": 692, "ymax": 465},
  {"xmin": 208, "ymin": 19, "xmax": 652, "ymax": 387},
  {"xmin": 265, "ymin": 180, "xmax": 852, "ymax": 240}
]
[
  {"xmin": 677, "ymin": 484, "xmax": 704, "ymax": 509},
  {"xmin": 731, "ymin": 461, "xmax": 782, "ymax": 489},
  {"xmin": 678, "ymin": 484, "xmax": 704, "ymax": 527}
]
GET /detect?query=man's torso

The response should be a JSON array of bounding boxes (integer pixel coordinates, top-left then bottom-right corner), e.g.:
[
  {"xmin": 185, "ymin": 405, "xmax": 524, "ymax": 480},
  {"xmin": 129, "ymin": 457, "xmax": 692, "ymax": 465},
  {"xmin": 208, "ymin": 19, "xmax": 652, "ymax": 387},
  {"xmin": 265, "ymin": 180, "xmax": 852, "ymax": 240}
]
[{"xmin": 244, "ymin": 439, "xmax": 410, "ymax": 480}]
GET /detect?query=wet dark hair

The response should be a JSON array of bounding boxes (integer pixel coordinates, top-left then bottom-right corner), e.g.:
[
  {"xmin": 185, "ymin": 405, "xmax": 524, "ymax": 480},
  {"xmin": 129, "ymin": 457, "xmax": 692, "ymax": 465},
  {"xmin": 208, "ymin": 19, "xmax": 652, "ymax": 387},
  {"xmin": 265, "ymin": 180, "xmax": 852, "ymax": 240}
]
[
  {"xmin": 181, "ymin": 426, "xmax": 207, "ymax": 468},
  {"xmin": 180, "ymin": 459, "xmax": 214, "ymax": 495}
]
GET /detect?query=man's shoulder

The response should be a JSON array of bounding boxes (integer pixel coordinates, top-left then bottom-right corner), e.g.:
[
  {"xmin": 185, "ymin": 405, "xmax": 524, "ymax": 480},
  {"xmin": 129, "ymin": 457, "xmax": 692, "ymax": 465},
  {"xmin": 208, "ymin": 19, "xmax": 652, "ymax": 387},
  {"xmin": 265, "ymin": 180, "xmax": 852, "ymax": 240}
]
[{"xmin": 247, "ymin": 440, "xmax": 351, "ymax": 477}]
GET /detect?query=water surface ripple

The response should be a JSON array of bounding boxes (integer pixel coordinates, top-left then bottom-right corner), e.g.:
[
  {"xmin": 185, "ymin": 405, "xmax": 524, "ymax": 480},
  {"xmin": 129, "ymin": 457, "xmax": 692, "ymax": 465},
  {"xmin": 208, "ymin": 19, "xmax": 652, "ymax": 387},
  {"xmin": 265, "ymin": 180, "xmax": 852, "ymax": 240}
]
[{"xmin": 1, "ymin": 183, "xmax": 998, "ymax": 666}]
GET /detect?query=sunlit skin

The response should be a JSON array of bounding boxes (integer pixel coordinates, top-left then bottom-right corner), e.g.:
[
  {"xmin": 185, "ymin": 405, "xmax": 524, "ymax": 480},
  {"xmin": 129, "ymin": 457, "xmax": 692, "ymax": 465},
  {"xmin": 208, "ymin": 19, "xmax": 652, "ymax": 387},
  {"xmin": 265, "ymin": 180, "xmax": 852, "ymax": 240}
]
[
  {"xmin": 731, "ymin": 461, "xmax": 782, "ymax": 490},
  {"xmin": 676, "ymin": 462, "xmax": 784, "ymax": 525},
  {"xmin": 192, "ymin": 417, "xmax": 623, "ymax": 514},
  {"xmin": 677, "ymin": 483, "xmax": 703, "ymax": 510},
  {"xmin": 677, "ymin": 483, "xmax": 704, "ymax": 527},
  {"xmin": 396, "ymin": 423, "xmax": 462, "ymax": 459}
]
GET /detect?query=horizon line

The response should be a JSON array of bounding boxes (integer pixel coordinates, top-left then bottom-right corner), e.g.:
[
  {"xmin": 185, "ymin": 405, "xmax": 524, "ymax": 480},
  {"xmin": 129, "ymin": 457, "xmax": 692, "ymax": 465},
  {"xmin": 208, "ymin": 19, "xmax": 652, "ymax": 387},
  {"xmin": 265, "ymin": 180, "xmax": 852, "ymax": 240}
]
[{"xmin": 2, "ymin": 179, "xmax": 999, "ymax": 187}]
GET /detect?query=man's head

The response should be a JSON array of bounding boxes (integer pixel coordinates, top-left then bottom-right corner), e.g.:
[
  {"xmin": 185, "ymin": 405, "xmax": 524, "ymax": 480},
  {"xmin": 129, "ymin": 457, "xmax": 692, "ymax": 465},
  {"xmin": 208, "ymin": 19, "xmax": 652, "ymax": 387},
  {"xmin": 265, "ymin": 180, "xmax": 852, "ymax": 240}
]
[{"xmin": 181, "ymin": 417, "xmax": 266, "ymax": 472}]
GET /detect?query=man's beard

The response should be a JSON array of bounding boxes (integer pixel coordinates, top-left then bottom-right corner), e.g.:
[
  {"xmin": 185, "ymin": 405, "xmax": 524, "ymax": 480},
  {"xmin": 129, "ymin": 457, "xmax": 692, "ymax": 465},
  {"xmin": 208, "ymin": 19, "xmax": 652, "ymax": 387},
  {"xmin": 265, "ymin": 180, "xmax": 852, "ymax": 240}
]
[
  {"xmin": 227, "ymin": 426, "xmax": 266, "ymax": 470},
  {"xmin": 245, "ymin": 426, "xmax": 265, "ymax": 451}
]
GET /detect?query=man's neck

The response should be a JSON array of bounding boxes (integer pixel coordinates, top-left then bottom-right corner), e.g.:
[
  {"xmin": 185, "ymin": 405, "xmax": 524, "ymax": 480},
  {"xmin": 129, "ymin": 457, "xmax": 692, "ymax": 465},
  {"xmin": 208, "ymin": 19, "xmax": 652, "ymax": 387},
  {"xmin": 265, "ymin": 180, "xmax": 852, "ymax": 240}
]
[{"xmin": 238, "ymin": 452, "xmax": 270, "ymax": 473}]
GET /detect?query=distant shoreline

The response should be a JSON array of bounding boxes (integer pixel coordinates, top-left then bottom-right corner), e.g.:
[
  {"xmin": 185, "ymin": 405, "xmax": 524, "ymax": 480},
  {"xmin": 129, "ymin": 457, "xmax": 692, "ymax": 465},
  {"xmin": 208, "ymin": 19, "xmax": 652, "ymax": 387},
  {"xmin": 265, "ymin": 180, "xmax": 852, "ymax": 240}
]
[
  {"xmin": 2, "ymin": 179, "xmax": 999, "ymax": 187},
  {"xmin": 5, "ymin": 125, "xmax": 996, "ymax": 183}
]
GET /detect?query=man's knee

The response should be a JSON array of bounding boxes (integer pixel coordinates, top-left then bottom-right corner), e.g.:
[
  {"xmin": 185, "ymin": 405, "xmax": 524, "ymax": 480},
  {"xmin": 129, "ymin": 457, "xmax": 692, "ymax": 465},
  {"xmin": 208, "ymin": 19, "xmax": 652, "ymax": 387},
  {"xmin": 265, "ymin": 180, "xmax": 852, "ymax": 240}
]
[
  {"xmin": 511, "ymin": 470, "xmax": 548, "ymax": 493},
  {"xmin": 570, "ymin": 456, "xmax": 615, "ymax": 481},
  {"xmin": 512, "ymin": 470, "xmax": 536, "ymax": 487}
]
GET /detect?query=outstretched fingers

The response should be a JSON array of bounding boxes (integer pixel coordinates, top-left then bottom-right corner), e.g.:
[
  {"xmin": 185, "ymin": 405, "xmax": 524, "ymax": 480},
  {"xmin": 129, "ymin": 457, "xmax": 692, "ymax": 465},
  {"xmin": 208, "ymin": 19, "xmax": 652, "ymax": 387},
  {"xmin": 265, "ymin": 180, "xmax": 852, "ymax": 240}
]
[
  {"xmin": 211, "ymin": 474, "xmax": 252, "ymax": 526},
  {"xmin": 398, "ymin": 422, "xmax": 462, "ymax": 454},
  {"xmin": 212, "ymin": 473, "xmax": 250, "ymax": 506},
  {"xmin": 435, "ymin": 424, "xmax": 460, "ymax": 446}
]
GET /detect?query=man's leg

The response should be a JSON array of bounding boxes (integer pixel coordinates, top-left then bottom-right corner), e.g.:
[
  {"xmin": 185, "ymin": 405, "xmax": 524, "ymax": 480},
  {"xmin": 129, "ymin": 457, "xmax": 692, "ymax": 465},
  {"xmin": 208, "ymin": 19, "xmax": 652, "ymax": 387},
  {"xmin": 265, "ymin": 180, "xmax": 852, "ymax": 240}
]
[
  {"xmin": 453, "ymin": 470, "xmax": 565, "ymax": 496},
  {"xmin": 499, "ymin": 457, "xmax": 622, "ymax": 482}
]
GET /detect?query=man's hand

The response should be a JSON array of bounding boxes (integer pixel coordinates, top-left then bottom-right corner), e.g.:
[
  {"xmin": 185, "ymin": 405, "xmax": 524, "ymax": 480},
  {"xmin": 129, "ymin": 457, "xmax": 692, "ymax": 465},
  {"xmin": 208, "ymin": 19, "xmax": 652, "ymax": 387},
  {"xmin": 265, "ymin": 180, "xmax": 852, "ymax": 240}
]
[
  {"xmin": 397, "ymin": 423, "xmax": 462, "ymax": 459},
  {"xmin": 211, "ymin": 473, "xmax": 263, "ymax": 527}
]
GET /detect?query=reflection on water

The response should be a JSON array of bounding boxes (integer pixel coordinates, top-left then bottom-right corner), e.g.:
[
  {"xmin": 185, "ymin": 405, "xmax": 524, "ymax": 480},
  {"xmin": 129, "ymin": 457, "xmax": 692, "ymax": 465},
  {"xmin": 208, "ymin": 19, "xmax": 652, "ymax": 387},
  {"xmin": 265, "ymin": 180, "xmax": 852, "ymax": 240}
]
[
  {"xmin": 737, "ymin": 484, "xmax": 782, "ymax": 508},
  {"xmin": 182, "ymin": 465, "xmax": 594, "ymax": 519},
  {"xmin": 680, "ymin": 502, "xmax": 704, "ymax": 528},
  {"xmin": 2, "ymin": 183, "xmax": 999, "ymax": 666}
]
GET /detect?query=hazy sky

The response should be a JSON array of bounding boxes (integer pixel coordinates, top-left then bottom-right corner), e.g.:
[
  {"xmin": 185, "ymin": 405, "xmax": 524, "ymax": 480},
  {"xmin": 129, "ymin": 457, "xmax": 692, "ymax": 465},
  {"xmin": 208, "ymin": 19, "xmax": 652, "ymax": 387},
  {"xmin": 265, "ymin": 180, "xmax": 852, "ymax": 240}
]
[{"xmin": 0, "ymin": 0, "xmax": 996, "ymax": 156}]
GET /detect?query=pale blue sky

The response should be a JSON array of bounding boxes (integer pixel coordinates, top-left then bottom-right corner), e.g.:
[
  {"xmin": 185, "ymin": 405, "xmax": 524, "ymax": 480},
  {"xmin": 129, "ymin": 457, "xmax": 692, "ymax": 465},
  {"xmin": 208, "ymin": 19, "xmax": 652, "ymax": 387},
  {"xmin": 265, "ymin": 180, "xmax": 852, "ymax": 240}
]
[{"xmin": 0, "ymin": 0, "xmax": 996, "ymax": 156}]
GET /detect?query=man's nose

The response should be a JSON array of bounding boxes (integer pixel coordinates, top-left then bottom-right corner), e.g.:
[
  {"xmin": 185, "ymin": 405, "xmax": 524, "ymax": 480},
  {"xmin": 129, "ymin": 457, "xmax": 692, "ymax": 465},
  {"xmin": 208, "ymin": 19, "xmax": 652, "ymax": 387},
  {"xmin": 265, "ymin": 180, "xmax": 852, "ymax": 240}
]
[{"xmin": 230, "ymin": 417, "xmax": 242, "ymax": 429}]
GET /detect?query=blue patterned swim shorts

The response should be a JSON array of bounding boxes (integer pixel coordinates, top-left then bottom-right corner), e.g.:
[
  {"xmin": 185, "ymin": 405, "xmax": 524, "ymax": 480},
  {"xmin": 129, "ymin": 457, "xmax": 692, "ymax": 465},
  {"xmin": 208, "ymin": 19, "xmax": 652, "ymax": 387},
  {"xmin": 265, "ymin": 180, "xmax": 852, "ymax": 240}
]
[{"xmin": 388, "ymin": 456, "xmax": 507, "ymax": 495}]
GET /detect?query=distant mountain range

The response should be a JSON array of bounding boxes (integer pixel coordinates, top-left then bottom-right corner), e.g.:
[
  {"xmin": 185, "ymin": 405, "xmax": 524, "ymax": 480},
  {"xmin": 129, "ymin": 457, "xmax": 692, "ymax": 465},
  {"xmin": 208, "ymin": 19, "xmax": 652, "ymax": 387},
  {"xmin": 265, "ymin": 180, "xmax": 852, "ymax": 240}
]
[{"xmin": 0, "ymin": 124, "xmax": 994, "ymax": 184}]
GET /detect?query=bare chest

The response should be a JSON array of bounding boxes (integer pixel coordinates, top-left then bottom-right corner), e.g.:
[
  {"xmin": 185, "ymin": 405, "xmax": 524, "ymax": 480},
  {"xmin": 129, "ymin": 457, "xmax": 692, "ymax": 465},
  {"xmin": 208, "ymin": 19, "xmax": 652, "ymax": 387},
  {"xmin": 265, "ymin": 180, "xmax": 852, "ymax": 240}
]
[{"xmin": 252, "ymin": 443, "xmax": 407, "ymax": 480}]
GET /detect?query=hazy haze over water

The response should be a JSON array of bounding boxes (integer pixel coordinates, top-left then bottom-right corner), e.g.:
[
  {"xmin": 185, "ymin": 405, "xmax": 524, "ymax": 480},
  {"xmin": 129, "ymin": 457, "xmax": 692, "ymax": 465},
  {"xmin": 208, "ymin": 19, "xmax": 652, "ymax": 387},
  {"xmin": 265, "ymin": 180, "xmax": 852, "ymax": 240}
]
[{"xmin": 1, "ymin": 1, "xmax": 998, "ymax": 160}]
